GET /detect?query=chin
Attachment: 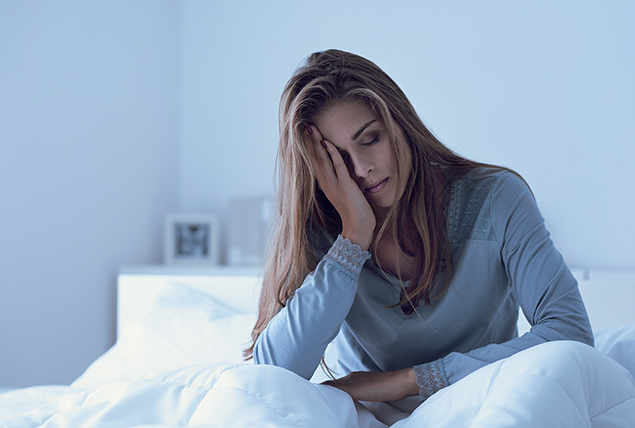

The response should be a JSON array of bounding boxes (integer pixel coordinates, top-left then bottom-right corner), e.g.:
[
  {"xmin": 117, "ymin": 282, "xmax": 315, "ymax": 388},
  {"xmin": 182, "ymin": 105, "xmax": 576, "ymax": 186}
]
[{"xmin": 370, "ymin": 202, "xmax": 392, "ymax": 218}]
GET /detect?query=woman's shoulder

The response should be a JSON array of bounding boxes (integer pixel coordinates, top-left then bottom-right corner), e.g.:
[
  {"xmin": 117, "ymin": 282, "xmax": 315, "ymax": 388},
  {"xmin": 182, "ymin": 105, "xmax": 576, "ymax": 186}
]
[
  {"xmin": 450, "ymin": 167, "xmax": 503, "ymax": 199},
  {"xmin": 446, "ymin": 167, "xmax": 531, "ymax": 244},
  {"xmin": 451, "ymin": 167, "xmax": 529, "ymax": 199}
]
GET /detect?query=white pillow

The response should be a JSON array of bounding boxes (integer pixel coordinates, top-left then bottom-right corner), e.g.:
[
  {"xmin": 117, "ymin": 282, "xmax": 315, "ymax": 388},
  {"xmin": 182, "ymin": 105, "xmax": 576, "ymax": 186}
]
[{"xmin": 72, "ymin": 281, "xmax": 256, "ymax": 389}]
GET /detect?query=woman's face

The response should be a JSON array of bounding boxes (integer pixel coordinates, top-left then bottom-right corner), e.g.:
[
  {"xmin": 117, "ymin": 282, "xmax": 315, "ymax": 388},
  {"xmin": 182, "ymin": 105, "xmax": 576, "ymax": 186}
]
[{"xmin": 313, "ymin": 100, "xmax": 411, "ymax": 219}]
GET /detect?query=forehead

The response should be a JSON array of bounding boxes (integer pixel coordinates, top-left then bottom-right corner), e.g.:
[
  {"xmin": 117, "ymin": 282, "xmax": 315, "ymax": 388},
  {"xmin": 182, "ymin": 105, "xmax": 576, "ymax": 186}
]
[{"xmin": 313, "ymin": 100, "xmax": 378, "ymax": 143}]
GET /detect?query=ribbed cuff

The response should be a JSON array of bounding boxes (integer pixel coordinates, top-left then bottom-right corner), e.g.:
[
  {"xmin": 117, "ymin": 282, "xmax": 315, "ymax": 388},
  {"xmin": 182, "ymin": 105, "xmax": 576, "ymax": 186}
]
[
  {"xmin": 413, "ymin": 359, "xmax": 450, "ymax": 400},
  {"xmin": 324, "ymin": 235, "xmax": 371, "ymax": 278}
]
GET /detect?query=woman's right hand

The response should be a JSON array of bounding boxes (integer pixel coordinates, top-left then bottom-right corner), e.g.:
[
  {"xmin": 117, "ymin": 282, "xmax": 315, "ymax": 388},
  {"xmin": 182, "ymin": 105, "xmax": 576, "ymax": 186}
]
[{"xmin": 306, "ymin": 125, "xmax": 376, "ymax": 251}]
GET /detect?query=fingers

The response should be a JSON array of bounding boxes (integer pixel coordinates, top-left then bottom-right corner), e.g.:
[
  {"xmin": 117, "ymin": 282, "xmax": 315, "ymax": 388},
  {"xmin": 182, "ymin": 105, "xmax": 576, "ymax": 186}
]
[
  {"xmin": 305, "ymin": 124, "xmax": 348, "ymax": 183},
  {"xmin": 305, "ymin": 125, "xmax": 336, "ymax": 186},
  {"xmin": 320, "ymin": 140, "xmax": 350, "ymax": 183}
]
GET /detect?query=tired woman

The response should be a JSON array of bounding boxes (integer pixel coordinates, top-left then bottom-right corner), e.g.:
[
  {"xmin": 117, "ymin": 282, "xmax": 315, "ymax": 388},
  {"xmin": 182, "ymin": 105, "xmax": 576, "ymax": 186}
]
[{"xmin": 245, "ymin": 49, "xmax": 593, "ymax": 405}]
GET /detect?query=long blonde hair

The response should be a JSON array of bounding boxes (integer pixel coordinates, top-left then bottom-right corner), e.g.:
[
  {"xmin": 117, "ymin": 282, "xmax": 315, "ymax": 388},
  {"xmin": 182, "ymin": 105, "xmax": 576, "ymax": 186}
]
[{"xmin": 244, "ymin": 49, "xmax": 509, "ymax": 359}]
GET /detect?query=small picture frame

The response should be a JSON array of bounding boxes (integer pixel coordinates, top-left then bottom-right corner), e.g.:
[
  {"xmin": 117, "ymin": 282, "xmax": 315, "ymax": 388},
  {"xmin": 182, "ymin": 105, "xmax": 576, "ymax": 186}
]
[{"xmin": 164, "ymin": 214, "xmax": 220, "ymax": 265}]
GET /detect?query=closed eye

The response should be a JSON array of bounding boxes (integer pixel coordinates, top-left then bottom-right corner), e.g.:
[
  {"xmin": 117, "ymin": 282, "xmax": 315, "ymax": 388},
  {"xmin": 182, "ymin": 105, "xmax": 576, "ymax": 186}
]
[{"xmin": 362, "ymin": 134, "xmax": 380, "ymax": 147}]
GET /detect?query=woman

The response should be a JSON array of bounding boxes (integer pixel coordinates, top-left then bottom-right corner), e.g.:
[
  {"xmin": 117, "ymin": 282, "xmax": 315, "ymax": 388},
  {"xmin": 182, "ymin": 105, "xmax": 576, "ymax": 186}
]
[{"xmin": 245, "ymin": 49, "xmax": 594, "ymax": 404}]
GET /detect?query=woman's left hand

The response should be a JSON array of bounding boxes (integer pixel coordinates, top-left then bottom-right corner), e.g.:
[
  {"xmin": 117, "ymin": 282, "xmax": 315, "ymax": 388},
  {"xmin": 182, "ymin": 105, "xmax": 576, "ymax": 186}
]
[{"xmin": 322, "ymin": 368, "xmax": 419, "ymax": 402}]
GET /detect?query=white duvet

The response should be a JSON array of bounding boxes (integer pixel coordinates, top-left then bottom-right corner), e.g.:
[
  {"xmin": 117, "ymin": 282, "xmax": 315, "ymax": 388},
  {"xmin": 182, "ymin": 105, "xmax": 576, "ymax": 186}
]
[
  {"xmin": 1, "ymin": 340, "xmax": 634, "ymax": 427},
  {"xmin": 1, "ymin": 282, "xmax": 634, "ymax": 427}
]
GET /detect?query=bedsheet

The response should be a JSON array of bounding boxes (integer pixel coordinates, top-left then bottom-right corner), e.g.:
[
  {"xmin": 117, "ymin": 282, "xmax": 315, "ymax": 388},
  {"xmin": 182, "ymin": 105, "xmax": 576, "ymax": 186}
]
[{"xmin": 1, "ymin": 341, "xmax": 633, "ymax": 428}]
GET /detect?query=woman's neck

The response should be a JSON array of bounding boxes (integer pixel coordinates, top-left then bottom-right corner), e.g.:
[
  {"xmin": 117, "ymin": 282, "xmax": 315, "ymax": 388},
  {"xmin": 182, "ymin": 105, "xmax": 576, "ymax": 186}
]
[{"xmin": 372, "ymin": 215, "xmax": 418, "ymax": 281}]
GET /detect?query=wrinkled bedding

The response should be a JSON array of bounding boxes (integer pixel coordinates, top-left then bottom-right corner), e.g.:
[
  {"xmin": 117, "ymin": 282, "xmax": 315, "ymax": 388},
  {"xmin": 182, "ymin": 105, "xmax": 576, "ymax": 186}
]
[
  {"xmin": 2, "ymin": 282, "xmax": 634, "ymax": 427},
  {"xmin": 1, "ymin": 340, "xmax": 634, "ymax": 428}
]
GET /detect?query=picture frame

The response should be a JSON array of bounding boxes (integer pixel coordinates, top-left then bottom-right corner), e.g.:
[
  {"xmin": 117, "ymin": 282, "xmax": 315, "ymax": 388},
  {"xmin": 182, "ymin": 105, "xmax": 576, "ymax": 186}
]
[{"xmin": 164, "ymin": 214, "xmax": 220, "ymax": 265}]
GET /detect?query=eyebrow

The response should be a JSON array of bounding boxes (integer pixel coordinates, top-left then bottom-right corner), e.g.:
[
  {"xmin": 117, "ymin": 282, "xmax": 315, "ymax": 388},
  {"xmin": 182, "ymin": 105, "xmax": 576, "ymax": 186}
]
[{"xmin": 351, "ymin": 119, "xmax": 377, "ymax": 141}]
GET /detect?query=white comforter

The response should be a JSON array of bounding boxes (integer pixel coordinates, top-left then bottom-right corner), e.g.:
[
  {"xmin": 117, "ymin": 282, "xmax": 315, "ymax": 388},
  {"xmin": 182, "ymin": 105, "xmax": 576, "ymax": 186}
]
[{"xmin": 1, "ymin": 340, "xmax": 634, "ymax": 428}]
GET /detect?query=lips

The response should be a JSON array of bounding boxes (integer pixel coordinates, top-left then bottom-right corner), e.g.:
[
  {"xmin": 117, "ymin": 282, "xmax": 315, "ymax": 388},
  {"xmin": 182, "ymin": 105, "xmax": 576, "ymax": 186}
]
[{"xmin": 365, "ymin": 178, "xmax": 388, "ymax": 194}]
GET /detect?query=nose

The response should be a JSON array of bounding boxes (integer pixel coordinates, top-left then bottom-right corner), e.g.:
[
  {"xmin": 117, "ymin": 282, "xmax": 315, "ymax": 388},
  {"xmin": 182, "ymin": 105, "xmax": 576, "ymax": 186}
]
[{"xmin": 348, "ymin": 153, "xmax": 373, "ymax": 179}]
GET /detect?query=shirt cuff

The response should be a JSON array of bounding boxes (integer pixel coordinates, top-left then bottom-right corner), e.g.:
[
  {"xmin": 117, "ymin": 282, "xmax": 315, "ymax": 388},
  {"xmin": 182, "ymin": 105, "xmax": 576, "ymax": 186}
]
[
  {"xmin": 324, "ymin": 235, "xmax": 371, "ymax": 278},
  {"xmin": 413, "ymin": 359, "xmax": 450, "ymax": 400}
]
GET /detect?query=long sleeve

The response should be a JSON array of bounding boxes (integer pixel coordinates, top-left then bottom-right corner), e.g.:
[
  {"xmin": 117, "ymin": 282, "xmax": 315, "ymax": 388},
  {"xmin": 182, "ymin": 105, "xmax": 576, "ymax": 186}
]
[
  {"xmin": 253, "ymin": 235, "xmax": 371, "ymax": 380},
  {"xmin": 426, "ymin": 172, "xmax": 594, "ymax": 388}
]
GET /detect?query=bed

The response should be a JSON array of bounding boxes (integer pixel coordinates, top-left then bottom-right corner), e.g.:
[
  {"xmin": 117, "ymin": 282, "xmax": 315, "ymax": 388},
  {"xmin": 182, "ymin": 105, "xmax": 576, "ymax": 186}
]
[{"xmin": 1, "ymin": 265, "xmax": 634, "ymax": 427}]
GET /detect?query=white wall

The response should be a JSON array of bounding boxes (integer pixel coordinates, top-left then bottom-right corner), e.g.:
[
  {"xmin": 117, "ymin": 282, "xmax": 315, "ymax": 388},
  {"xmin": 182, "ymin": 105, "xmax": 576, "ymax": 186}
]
[
  {"xmin": 0, "ymin": 1, "xmax": 180, "ymax": 387},
  {"xmin": 179, "ymin": 0, "xmax": 635, "ymax": 269},
  {"xmin": 1, "ymin": 0, "xmax": 633, "ymax": 388}
]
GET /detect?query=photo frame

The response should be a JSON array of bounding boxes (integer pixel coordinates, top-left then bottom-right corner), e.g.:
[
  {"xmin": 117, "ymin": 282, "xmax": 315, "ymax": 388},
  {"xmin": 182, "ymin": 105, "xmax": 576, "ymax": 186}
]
[{"xmin": 164, "ymin": 214, "xmax": 220, "ymax": 265}]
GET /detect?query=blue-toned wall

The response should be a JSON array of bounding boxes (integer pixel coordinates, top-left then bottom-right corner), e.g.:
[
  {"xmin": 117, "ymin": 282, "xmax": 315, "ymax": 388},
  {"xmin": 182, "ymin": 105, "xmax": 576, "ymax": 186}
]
[{"xmin": 0, "ymin": 1, "xmax": 180, "ymax": 386}]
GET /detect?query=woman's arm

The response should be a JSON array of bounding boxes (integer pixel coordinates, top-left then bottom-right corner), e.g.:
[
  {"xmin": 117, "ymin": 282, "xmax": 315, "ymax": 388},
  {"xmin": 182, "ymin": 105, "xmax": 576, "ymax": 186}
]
[
  {"xmin": 422, "ymin": 172, "xmax": 593, "ymax": 391},
  {"xmin": 322, "ymin": 367, "xmax": 419, "ymax": 402},
  {"xmin": 323, "ymin": 359, "xmax": 446, "ymax": 402},
  {"xmin": 253, "ymin": 235, "xmax": 370, "ymax": 379},
  {"xmin": 254, "ymin": 125, "xmax": 376, "ymax": 379}
]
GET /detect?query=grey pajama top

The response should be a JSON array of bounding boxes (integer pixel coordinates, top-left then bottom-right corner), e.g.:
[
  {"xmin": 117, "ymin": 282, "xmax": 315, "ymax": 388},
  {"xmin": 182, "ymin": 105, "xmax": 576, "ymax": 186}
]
[{"xmin": 253, "ymin": 168, "xmax": 594, "ymax": 398}]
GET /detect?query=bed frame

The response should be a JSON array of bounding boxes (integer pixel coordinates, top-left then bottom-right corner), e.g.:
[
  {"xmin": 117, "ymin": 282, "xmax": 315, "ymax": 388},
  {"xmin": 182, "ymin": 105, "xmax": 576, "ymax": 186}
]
[{"xmin": 118, "ymin": 265, "xmax": 635, "ymax": 338}]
